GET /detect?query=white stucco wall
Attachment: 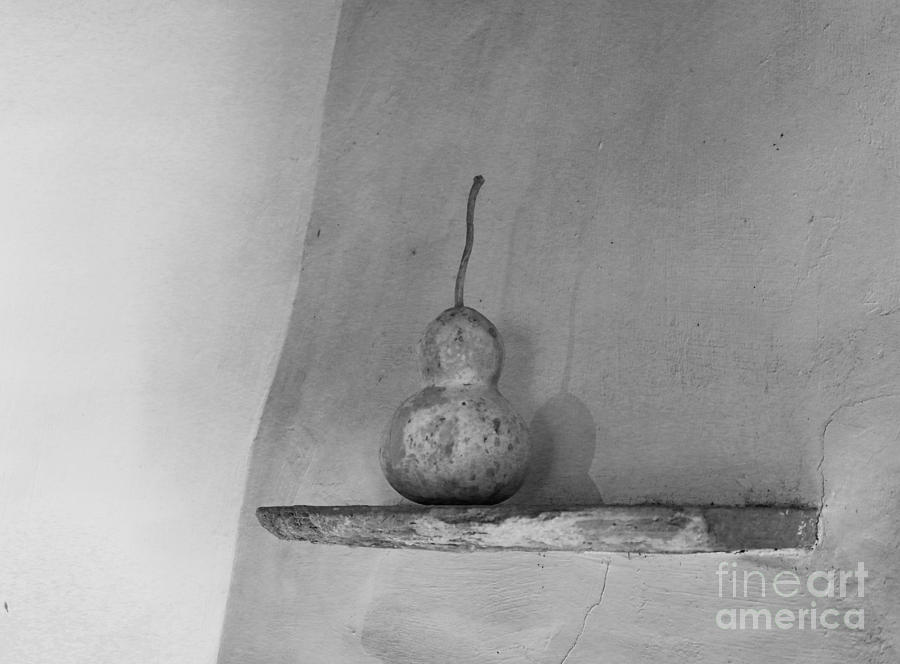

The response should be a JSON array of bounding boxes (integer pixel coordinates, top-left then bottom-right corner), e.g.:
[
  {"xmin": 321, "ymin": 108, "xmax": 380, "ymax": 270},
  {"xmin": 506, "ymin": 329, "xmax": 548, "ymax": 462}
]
[
  {"xmin": 221, "ymin": 1, "xmax": 900, "ymax": 662},
  {"xmin": 0, "ymin": 2, "xmax": 340, "ymax": 662}
]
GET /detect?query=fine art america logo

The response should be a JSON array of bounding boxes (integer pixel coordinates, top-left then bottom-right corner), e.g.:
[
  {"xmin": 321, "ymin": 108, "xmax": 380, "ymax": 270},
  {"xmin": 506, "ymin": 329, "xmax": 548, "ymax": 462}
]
[{"xmin": 715, "ymin": 562, "xmax": 867, "ymax": 631}]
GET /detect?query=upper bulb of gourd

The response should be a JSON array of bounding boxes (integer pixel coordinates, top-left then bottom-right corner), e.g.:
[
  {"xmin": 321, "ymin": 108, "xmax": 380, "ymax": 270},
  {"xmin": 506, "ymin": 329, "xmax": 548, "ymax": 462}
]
[{"xmin": 418, "ymin": 306, "xmax": 503, "ymax": 387}]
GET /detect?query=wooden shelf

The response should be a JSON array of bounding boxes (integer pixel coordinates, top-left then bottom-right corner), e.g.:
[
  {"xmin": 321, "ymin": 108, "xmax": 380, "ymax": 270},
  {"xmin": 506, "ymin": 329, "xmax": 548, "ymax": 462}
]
[{"xmin": 256, "ymin": 504, "xmax": 817, "ymax": 553}]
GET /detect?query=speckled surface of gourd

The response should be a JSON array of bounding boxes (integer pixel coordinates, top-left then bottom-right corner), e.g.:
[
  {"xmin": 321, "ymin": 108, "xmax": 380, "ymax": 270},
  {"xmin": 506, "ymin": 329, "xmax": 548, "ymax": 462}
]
[{"xmin": 380, "ymin": 176, "xmax": 531, "ymax": 504}]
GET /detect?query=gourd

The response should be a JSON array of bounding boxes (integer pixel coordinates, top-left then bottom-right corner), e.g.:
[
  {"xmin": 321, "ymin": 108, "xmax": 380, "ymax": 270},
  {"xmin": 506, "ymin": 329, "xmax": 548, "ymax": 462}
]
[{"xmin": 380, "ymin": 176, "xmax": 531, "ymax": 504}]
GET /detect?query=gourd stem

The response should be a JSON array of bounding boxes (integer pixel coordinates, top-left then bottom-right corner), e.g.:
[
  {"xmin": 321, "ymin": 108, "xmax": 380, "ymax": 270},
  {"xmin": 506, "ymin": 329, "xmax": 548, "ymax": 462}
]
[{"xmin": 455, "ymin": 175, "xmax": 484, "ymax": 308}]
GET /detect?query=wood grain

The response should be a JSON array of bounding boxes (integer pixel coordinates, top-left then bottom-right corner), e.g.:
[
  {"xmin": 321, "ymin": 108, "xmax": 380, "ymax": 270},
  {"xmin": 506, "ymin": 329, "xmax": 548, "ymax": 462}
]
[{"xmin": 256, "ymin": 504, "xmax": 817, "ymax": 553}]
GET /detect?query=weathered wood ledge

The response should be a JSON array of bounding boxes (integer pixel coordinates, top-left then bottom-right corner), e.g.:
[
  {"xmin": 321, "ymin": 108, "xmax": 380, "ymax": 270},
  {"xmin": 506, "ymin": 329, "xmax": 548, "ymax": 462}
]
[{"xmin": 256, "ymin": 504, "xmax": 817, "ymax": 553}]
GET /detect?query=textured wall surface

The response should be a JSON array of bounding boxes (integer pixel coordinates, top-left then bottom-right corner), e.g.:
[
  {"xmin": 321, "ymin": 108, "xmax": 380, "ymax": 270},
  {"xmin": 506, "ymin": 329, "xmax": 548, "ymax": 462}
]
[
  {"xmin": 221, "ymin": 1, "xmax": 900, "ymax": 661},
  {"xmin": 0, "ymin": 2, "xmax": 340, "ymax": 662}
]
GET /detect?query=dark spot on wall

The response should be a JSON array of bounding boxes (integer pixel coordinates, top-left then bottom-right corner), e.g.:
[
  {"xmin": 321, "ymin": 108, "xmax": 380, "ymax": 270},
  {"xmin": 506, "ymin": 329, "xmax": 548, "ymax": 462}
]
[
  {"xmin": 316, "ymin": 228, "xmax": 321, "ymax": 238},
  {"xmin": 492, "ymin": 418, "xmax": 501, "ymax": 433}
]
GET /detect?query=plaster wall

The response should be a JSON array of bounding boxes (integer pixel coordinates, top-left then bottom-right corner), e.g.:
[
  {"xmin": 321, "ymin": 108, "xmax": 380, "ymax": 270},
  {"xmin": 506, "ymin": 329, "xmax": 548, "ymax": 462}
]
[
  {"xmin": 221, "ymin": 1, "xmax": 900, "ymax": 662},
  {"xmin": 0, "ymin": 2, "xmax": 340, "ymax": 662}
]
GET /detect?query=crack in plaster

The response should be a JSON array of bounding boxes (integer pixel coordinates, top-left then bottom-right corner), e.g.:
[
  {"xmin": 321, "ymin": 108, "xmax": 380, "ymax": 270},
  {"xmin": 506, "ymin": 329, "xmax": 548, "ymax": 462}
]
[
  {"xmin": 559, "ymin": 562, "xmax": 610, "ymax": 664},
  {"xmin": 817, "ymin": 392, "xmax": 900, "ymax": 546},
  {"xmin": 800, "ymin": 215, "xmax": 841, "ymax": 284}
]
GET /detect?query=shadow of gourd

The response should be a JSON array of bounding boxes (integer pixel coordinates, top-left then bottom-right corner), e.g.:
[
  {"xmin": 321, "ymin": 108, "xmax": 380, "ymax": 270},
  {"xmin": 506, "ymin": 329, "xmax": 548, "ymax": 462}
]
[{"xmin": 510, "ymin": 391, "xmax": 603, "ymax": 506}]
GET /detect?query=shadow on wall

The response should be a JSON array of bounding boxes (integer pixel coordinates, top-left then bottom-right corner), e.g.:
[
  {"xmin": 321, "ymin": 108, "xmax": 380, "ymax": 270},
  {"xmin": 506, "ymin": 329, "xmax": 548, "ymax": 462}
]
[{"xmin": 511, "ymin": 392, "xmax": 603, "ymax": 506}]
